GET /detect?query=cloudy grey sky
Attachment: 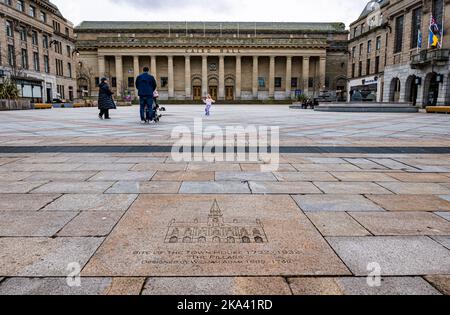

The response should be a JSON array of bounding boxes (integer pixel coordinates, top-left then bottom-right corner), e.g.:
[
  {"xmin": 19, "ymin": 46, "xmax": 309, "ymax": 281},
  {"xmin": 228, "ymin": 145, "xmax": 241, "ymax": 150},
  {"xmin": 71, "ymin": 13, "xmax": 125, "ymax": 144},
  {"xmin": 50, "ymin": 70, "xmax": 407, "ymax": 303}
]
[{"xmin": 52, "ymin": 0, "xmax": 369, "ymax": 28}]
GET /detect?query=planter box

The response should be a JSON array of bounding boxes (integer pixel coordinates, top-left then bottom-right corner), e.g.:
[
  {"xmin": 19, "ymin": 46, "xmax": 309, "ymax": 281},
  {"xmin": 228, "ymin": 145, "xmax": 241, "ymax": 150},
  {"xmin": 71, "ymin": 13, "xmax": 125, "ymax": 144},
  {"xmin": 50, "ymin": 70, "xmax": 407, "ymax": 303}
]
[
  {"xmin": 52, "ymin": 103, "xmax": 73, "ymax": 108},
  {"xmin": 0, "ymin": 99, "xmax": 32, "ymax": 111},
  {"xmin": 117, "ymin": 101, "xmax": 132, "ymax": 107}
]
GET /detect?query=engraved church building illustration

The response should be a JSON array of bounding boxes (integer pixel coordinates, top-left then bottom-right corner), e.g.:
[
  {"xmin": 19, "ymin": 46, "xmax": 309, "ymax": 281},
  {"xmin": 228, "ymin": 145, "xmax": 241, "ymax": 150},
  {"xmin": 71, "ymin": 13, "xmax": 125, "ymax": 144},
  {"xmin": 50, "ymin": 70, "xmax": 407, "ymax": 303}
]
[{"xmin": 164, "ymin": 200, "xmax": 269, "ymax": 244}]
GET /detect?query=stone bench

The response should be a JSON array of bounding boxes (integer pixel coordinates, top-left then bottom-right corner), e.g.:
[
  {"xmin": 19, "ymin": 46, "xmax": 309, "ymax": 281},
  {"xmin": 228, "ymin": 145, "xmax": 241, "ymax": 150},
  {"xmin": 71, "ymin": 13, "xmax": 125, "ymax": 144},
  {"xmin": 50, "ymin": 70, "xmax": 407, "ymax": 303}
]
[{"xmin": 33, "ymin": 104, "xmax": 53, "ymax": 110}]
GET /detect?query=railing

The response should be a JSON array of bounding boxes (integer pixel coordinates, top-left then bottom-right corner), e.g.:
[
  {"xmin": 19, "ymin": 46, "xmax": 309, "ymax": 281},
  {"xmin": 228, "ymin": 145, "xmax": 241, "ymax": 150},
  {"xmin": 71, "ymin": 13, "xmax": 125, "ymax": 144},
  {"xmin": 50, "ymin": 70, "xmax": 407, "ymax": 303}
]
[{"xmin": 411, "ymin": 49, "xmax": 450, "ymax": 67}]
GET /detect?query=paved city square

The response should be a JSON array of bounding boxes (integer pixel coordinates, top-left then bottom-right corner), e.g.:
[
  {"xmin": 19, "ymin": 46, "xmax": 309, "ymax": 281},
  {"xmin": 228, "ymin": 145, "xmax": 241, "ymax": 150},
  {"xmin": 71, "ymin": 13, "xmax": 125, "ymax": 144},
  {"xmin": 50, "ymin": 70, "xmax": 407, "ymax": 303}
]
[{"xmin": 0, "ymin": 105, "xmax": 450, "ymax": 295}]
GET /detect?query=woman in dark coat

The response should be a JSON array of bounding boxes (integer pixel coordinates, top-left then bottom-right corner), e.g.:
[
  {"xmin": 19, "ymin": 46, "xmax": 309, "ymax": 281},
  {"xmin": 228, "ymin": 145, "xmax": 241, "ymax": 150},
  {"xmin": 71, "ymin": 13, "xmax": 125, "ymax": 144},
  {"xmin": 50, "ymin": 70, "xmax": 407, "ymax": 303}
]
[{"xmin": 98, "ymin": 77, "xmax": 116, "ymax": 119}]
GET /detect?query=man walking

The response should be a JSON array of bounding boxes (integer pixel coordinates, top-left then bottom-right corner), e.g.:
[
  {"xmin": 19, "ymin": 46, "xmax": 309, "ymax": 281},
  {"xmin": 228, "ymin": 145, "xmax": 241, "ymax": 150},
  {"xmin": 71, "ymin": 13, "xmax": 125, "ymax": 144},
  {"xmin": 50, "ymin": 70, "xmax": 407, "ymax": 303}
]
[{"xmin": 135, "ymin": 67, "xmax": 157, "ymax": 124}]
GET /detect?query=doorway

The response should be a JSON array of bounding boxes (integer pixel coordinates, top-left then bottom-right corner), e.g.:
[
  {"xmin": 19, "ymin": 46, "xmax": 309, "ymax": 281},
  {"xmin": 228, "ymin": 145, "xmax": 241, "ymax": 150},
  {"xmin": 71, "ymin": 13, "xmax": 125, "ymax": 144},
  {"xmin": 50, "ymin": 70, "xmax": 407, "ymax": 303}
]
[
  {"xmin": 209, "ymin": 86, "xmax": 218, "ymax": 100},
  {"xmin": 427, "ymin": 73, "xmax": 439, "ymax": 106},
  {"xmin": 193, "ymin": 86, "xmax": 202, "ymax": 101},
  {"xmin": 225, "ymin": 86, "xmax": 234, "ymax": 101}
]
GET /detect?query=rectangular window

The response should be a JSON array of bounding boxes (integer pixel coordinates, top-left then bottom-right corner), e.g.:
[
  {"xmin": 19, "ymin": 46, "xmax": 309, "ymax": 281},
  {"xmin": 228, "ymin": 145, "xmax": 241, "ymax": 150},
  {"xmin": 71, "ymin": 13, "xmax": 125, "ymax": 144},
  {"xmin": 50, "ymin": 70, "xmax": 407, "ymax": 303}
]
[
  {"xmin": 8, "ymin": 45, "xmax": 15, "ymax": 66},
  {"xmin": 20, "ymin": 27, "xmax": 27, "ymax": 41},
  {"xmin": 411, "ymin": 7, "xmax": 422, "ymax": 48},
  {"xmin": 367, "ymin": 40, "xmax": 372, "ymax": 54},
  {"xmin": 40, "ymin": 11, "xmax": 47, "ymax": 23},
  {"xmin": 352, "ymin": 46, "xmax": 356, "ymax": 58},
  {"xmin": 66, "ymin": 45, "xmax": 71, "ymax": 57},
  {"xmin": 160, "ymin": 77, "xmax": 168, "ymax": 88},
  {"xmin": 394, "ymin": 15, "xmax": 404, "ymax": 53},
  {"xmin": 352, "ymin": 63, "xmax": 356, "ymax": 78},
  {"xmin": 375, "ymin": 56, "xmax": 380, "ymax": 73},
  {"xmin": 95, "ymin": 77, "xmax": 100, "ymax": 87},
  {"xmin": 128, "ymin": 77, "xmax": 134, "ymax": 88},
  {"xmin": 33, "ymin": 52, "xmax": 40, "ymax": 72},
  {"xmin": 359, "ymin": 43, "xmax": 364, "ymax": 56},
  {"xmin": 21, "ymin": 48, "xmax": 28, "ymax": 69},
  {"xmin": 274, "ymin": 77, "xmax": 282, "ymax": 88},
  {"xmin": 6, "ymin": 20, "xmax": 14, "ymax": 37},
  {"xmin": 433, "ymin": 0, "xmax": 444, "ymax": 27},
  {"xmin": 32, "ymin": 31, "xmax": 38, "ymax": 46},
  {"xmin": 376, "ymin": 36, "xmax": 382, "ymax": 50},
  {"xmin": 366, "ymin": 59, "xmax": 371, "ymax": 75},
  {"xmin": 68, "ymin": 63, "xmax": 72, "ymax": 78},
  {"xmin": 43, "ymin": 35, "xmax": 49, "ymax": 49},
  {"xmin": 258, "ymin": 77, "xmax": 265, "ymax": 88},
  {"xmin": 308, "ymin": 78, "xmax": 314, "ymax": 88},
  {"xmin": 111, "ymin": 77, "xmax": 117, "ymax": 88},
  {"xmin": 44, "ymin": 55, "xmax": 50, "ymax": 73},
  {"xmin": 56, "ymin": 59, "xmax": 64, "ymax": 76},
  {"xmin": 291, "ymin": 78, "xmax": 298, "ymax": 88},
  {"xmin": 29, "ymin": 5, "xmax": 36, "ymax": 17},
  {"xmin": 358, "ymin": 61, "xmax": 362, "ymax": 77},
  {"xmin": 16, "ymin": 0, "xmax": 24, "ymax": 12}
]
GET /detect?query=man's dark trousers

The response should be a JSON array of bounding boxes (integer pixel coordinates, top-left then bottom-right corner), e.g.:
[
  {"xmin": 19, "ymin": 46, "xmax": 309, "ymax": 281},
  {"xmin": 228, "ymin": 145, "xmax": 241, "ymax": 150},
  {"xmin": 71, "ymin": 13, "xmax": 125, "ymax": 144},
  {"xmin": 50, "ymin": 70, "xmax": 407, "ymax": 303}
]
[{"xmin": 140, "ymin": 96, "xmax": 154, "ymax": 122}]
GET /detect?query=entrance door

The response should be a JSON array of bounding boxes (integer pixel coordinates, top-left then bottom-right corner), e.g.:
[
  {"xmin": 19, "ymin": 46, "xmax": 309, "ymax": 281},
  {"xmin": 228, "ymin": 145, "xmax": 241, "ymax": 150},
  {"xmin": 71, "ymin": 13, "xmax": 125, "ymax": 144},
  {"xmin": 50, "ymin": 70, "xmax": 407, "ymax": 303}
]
[
  {"xmin": 428, "ymin": 76, "xmax": 439, "ymax": 106},
  {"xmin": 209, "ymin": 86, "xmax": 218, "ymax": 100},
  {"xmin": 46, "ymin": 88, "xmax": 52, "ymax": 103},
  {"xmin": 193, "ymin": 86, "xmax": 202, "ymax": 101},
  {"xmin": 225, "ymin": 86, "xmax": 234, "ymax": 101}
]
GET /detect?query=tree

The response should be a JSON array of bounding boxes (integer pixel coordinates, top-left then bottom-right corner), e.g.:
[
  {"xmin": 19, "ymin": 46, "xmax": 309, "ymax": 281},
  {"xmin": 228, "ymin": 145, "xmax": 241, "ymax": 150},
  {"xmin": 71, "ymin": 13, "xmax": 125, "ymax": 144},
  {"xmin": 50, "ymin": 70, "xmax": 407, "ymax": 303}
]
[{"xmin": 0, "ymin": 78, "xmax": 20, "ymax": 100}]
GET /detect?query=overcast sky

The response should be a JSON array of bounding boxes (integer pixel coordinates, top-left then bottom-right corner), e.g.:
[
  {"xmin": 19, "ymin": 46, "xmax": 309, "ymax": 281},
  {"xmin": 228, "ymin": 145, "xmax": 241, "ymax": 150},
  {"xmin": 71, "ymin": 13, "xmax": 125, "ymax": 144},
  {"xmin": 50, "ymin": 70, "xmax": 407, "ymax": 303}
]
[{"xmin": 52, "ymin": 0, "xmax": 369, "ymax": 28}]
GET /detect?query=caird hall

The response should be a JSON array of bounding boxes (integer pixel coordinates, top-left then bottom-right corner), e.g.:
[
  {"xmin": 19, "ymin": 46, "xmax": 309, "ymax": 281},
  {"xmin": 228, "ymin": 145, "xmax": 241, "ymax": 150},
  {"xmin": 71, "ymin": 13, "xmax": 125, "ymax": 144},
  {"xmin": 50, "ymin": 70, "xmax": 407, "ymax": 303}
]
[{"xmin": 75, "ymin": 21, "xmax": 348, "ymax": 101}]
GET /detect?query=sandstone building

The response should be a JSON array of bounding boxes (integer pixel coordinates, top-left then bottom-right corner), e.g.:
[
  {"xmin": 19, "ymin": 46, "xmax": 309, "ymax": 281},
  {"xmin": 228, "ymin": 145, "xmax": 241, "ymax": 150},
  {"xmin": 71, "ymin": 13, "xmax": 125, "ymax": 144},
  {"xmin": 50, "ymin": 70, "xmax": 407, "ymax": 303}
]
[
  {"xmin": 75, "ymin": 21, "xmax": 348, "ymax": 101},
  {"xmin": 0, "ymin": 0, "xmax": 76, "ymax": 103},
  {"xmin": 349, "ymin": 0, "xmax": 450, "ymax": 106}
]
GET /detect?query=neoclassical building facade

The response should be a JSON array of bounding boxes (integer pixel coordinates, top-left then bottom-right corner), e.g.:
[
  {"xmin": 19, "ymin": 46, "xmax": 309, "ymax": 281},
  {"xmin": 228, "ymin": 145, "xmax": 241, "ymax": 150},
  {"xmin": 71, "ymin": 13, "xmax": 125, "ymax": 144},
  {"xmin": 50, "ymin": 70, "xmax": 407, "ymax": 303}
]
[{"xmin": 75, "ymin": 21, "xmax": 348, "ymax": 101}]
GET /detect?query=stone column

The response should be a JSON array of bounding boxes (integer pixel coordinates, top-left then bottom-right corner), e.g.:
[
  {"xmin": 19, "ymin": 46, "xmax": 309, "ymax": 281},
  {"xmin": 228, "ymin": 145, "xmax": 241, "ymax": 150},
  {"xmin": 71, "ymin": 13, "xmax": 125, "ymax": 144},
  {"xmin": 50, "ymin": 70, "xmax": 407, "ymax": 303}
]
[
  {"xmin": 133, "ymin": 56, "xmax": 140, "ymax": 95},
  {"xmin": 98, "ymin": 55, "xmax": 105, "ymax": 78},
  {"xmin": 302, "ymin": 56, "xmax": 310, "ymax": 96},
  {"xmin": 235, "ymin": 56, "xmax": 242, "ymax": 100},
  {"xmin": 151, "ymin": 56, "xmax": 157, "ymax": 79},
  {"xmin": 269, "ymin": 56, "xmax": 275, "ymax": 99},
  {"xmin": 319, "ymin": 56, "xmax": 327, "ymax": 92},
  {"xmin": 252, "ymin": 56, "xmax": 259, "ymax": 99},
  {"xmin": 219, "ymin": 56, "xmax": 225, "ymax": 100},
  {"xmin": 185, "ymin": 55, "xmax": 191, "ymax": 100},
  {"xmin": 168, "ymin": 55, "xmax": 174, "ymax": 99},
  {"xmin": 202, "ymin": 55, "xmax": 208, "ymax": 97},
  {"xmin": 115, "ymin": 55, "xmax": 123, "ymax": 97},
  {"xmin": 285, "ymin": 56, "xmax": 292, "ymax": 99}
]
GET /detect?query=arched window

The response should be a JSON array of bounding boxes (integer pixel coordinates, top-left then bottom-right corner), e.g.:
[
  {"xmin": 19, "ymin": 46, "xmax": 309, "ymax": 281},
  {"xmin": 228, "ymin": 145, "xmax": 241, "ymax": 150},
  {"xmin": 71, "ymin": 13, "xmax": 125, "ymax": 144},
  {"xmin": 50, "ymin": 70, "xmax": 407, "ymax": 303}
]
[
  {"xmin": 169, "ymin": 236, "xmax": 178, "ymax": 243},
  {"xmin": 242, "ymin": 236, "xmax": 251, "ymax": 243}
]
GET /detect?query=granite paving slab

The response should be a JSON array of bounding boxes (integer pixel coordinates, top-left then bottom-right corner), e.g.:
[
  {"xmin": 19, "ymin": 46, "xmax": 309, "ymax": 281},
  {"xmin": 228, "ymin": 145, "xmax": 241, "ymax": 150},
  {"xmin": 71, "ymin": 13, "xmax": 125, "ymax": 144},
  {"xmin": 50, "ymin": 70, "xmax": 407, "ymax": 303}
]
[
  {"xmin": 313, "ymin": 182, "xmax": 392, "ymax": 195},
  {"xmin": 435, "ymin": 212, "xmax": 450, "ymax": 221},
  {"xmin": 431, "ymin": 236, "xmax": 450, "ymax": 250},
  {"xmin": 0, "ymin": 237, "xmax": 104, "ymax": 277},
  {"xmin": 424, "ymin": 275, "xmax": 450, "ymax": 295},
  {"xmin": 366, "ymin": 195, "xmax": 450, "ymax": 212},
  {"xmin": 82, "ymin": 195, "xmax": 350, "ymax": 277},
  {"xmin": 187, "ymin": 163, "xmax": 242, "ymax": 172},
  {"xmin": 25, "ymin": 172, "xmax": 98, "ymax": 181},
  {"xmin": 0, "ymin": 163, "xmax": 83, "ymax": 172},
  {"xmin": 132, "ymin": 163, "xmax": 187, "ymax": 172},
  {"xmin": 179, "ymin": 182, "xmax": 251, "ymax": 194},
  {"xmin": 330, "ymin": 172, "xmax": 397, "ymax": 182},
  {"xmin": 152, "ymin": 171, "xmax": 214, "ymax": 182},
  {"xmin": 288, "ymin": 277, "xmax": 440, "ymax": 295},
  {"xmin": 76, "ymin": 164, "xmax": 135, "ymax": 171},
  {"xmin": 31, "ymin": 182, "xmax": 115, "ymax": 194},
  {"xmin": 0, "ymin": 172, "xmax": 33, "ymax": 181},
  {"xmin": 306, "ymin": 212, "xmax": 371, "ymax": 237},
  {"xmin": 388, "ymin": 173, "xmax": 450, "ymax": 183},
  {"xmin": 105, "ymin": 181, "xmax": 181, "ymax": 194},
  {"xmin": 377, "ymin": 182, "xmax": 450, "ymax": 195},
  {"xmin": 142, "ymin": 277, "xmax": 292, "ymax": 295},
  {"xmin": 0, "ymin": 277, "xmax": 145, "ymax": 295},
  {"xmin": 0, "ymin": 181, "xmax": 48, "ymax": 194},
  {"xmin": 293, "ymin": 194, "xmax": 384, "ymax": 212},
  {"xmin": 215, "ymin": 172, "xmax": 277, "ymax": 182},
  {"xmin": 274, "ymin": 172, "xmax": 337, "ymax": 182},
  {"xmin": 293, "ymin": 164, "xmax": 360, "ymax": 172},
  {"xmin": 58, "ymin": 211, "xmax": 125, "ymax": 237},
  {"xmin": 240, "ymin": 164, "xmax": 297, "ymax": 172},
  {"xmin": 327, "ymin": 236, "xmax": 450, "ymax": 276},
  {"xmin": 0, "ymin": 211, "xmax": 78, "ymax": 236},
  {"xmin": 0, "ymin": 194, "xmax": 61, "ymax": 211},
  {"xmin": 249, "ymin": 181, "xmax": 322, "ymax": 194},
  {"xmin": 88, "ymin": 171, "xmax": 155, "ymax": 182},
  {"xmin": 349, "ymin": 212, "xmax": 450, "ymax": 236},
  {"xmin": 43, "ymin": 194, "xmax": 137, "ymax": 211}
]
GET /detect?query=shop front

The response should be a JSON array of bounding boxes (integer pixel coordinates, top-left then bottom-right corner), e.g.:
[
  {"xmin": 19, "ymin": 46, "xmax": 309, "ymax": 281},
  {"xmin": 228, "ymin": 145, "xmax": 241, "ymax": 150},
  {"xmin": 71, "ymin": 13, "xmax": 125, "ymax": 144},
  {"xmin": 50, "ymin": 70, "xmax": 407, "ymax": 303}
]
[{"xmin": 348, "ymin": 75, "xmax": 383, "ymax": 102}]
